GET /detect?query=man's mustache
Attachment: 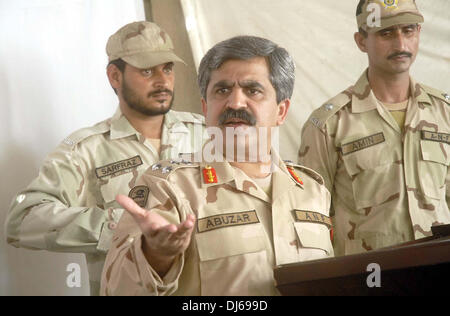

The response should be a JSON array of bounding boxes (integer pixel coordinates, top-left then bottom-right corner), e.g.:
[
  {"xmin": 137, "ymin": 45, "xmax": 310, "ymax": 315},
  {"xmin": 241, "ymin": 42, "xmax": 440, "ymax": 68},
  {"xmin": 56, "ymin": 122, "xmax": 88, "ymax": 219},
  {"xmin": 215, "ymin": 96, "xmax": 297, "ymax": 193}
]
[
  {"xmin": 148, "ymin": 89, "xmax": 173, "ymax": 98},
  {"xmin": 218, "ymin": 108, "xmax": 257, "ymax": 126},
  {"xmin": 388, "ymin": 51, "xmax": 412, "ymax": 59}
]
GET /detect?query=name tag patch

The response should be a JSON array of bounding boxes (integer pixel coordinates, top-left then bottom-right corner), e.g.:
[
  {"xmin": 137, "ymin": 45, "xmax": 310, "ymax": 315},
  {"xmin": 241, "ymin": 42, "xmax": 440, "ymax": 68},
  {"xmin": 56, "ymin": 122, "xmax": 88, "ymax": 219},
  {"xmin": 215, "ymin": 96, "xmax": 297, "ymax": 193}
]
[
  {"xmin": 197, "ymin": 210, "xmax": 259, "ymax": 233},
  {"xmin": 96, "ymin": 156, "xmax": 143, "ymax": 178},
  {"xmin": 341, "ymin": 132, "xmax": 385, "ymax": 156},
  {"xmin": 421, "ymin": 131, "xmax": 450, "ymax": 144},
  {"xmin": 294, "ymin": 210, "xmax": 332, "ymax": 228}
]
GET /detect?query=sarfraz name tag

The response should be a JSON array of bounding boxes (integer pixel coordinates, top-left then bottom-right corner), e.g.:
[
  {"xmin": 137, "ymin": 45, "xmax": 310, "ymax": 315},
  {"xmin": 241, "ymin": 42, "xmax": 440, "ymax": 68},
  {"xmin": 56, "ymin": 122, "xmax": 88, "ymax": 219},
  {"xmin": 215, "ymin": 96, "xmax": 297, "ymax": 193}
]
[{"xmin": 95, "ymin": 156, "xmax": 143, "ymax": 178}]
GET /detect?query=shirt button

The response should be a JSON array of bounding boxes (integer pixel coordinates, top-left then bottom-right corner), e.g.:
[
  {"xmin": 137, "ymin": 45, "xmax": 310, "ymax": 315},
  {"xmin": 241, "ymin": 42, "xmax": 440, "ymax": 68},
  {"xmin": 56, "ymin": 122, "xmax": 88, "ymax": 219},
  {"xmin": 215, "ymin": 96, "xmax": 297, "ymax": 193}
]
[{"xmin": 108, "ymin": 222, "xmax": 117, "ymax": 230}]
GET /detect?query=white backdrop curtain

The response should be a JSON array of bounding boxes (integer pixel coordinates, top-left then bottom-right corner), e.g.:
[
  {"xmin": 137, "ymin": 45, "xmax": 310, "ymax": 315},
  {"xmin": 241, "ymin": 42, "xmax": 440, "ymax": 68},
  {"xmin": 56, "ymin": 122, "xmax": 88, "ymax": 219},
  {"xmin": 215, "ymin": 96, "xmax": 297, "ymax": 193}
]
[
  {"xmin": 0, "ymin": 0, "xmax": 144, "ymax": 296},
  {"xmin": 180, "ymin": 0, "xmax": 450, "ymax": 161}
]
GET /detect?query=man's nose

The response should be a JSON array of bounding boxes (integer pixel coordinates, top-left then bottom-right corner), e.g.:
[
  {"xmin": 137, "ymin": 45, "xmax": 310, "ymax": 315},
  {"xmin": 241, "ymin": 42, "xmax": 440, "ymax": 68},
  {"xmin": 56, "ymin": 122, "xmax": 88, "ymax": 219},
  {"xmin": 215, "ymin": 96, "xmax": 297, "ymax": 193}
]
[
  {"xmin": 226, "ymin": 88, "xmax": 247, "ymax": 110},
  {"xmin": 153, "ymin": 70, "xmax": 171, "ymax": 89},
  {"xmin": 392, "ymin": 30, "xmax": 407, "ymax": 51}
]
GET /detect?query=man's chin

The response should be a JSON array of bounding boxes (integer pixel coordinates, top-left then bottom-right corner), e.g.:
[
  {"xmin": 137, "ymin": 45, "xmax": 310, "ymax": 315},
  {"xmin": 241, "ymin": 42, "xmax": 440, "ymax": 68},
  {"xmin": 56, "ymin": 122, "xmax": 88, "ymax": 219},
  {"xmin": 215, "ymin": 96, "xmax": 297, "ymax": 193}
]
[{"xmin": 129, "ymin": 102, "xmax": 172, "ymax": 117}]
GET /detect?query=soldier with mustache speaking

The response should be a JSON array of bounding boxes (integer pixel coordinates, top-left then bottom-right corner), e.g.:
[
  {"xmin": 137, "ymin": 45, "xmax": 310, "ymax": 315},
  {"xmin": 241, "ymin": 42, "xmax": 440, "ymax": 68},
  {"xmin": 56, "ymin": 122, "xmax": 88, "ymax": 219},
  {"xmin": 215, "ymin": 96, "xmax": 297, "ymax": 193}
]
[
  {"xmin": 298, "ymin": 0, "xmax": 450, "ymax": 256},
  {"xmin": 101, "ymin": 35, "xmax": 334, "ymax": 296},
  {"xmin": 5, "ymin": 21, "xmax": 206, "ymax": 295}
]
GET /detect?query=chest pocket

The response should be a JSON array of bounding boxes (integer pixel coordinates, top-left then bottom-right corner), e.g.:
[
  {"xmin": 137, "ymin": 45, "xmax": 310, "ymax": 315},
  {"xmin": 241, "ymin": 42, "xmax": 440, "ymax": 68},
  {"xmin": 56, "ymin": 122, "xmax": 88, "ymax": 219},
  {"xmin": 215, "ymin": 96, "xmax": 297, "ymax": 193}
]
[
  {"xmin": 194, "ymin": 220, "xmax": 273, "ymax": 295},
  {"xmin": 340, "ymin": 133, "xmax": 400, "ymax": 209},
  {"xmin": 195, "ymin": 214, "xmax": 266, "ymax": 261},
  {"xmin": 419, "ymin": 139, "xmax": 449, "ymax": 199}
]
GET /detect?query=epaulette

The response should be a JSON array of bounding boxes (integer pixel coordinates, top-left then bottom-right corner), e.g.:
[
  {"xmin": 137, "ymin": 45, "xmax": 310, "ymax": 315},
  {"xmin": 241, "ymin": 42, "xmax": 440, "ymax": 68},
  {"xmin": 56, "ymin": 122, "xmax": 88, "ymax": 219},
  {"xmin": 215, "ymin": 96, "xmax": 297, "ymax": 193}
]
[
  {"xmin": 420, "ymin": 84, "xmax": 450, "ymax": 105},
  {"xmin": 308, "ymin": 91, "xmax": 352, "ymax": 129},
  {"xmin": 173, "ymin": 111, "xmax": 205, "ymax": 125},
  {"xmin": 284, "ymin": 160, "xmax": 324, "ymax": 186},
  {"xmin": 61, "ymin": 120, "xmax": 110, "ymax": 149},
  {"xmin": 147, "ymin": 158, "xmax": 199, "ymax": 180}
]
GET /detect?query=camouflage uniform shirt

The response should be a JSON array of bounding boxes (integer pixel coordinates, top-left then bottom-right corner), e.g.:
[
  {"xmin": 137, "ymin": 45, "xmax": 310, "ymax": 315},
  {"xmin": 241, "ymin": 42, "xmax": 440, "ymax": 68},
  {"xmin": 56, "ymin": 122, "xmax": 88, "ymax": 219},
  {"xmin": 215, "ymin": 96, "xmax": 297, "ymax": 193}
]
[
  {"xmin": 100, "ymin": 152, "xmax": 334, "ymax": 296},
  {"xmin": 5, "ymin": 108, "xmax": 206, "ymax": 295},
  {"xmin": 298, "ymin": 70, "xmax": 450, "ymax": 256}
]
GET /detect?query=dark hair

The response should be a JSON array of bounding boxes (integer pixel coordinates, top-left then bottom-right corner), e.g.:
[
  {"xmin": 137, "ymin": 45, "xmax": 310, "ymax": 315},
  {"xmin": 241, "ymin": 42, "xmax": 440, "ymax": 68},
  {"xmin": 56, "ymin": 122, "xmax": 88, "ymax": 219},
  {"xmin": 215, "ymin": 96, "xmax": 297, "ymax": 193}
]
[
  {"xmin": 107, "ymin": 59, "xmax": 127, "ymax": 94},
  {"xmin": 108, "ymin": 58, "xmax": 127, "ymax": 73},
  {"xmin": 358, "ymin": 27, "xmax": 368, "ymax": 37},
  {"xmin": 198, "ymin": 35, "xmax": 295, "ymax": 103}
]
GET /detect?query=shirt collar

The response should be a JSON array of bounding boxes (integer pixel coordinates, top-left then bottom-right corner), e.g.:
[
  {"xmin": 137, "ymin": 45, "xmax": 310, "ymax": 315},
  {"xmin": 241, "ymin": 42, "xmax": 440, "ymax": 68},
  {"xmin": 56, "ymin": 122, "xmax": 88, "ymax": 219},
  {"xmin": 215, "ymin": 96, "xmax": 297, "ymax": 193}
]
[
  {"xmin": 109, "ymin": 107, "xmax": 140, "ymax": 140},
  {"xmin": 410, "ymin": 77, "xmax": 433, "ymax": 106},
  {"xmin": 351, "ymin": 70, "xmax": 378, "ymax": 113},
  {"xmin": 351, "ymin": 69, "xmax": 433, "ymax": 113}
]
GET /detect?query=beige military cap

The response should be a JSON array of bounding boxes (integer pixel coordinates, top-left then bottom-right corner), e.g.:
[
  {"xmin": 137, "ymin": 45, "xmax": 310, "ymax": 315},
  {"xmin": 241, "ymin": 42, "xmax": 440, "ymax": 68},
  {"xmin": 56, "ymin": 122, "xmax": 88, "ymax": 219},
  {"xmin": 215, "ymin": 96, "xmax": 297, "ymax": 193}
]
[
  {"xmin": 357, "ymin": 0, "xmax": 424, "ymax": 33},
  {"xmin": 106, "ymin": 21, "xmax": 185, "ymax": 68}
]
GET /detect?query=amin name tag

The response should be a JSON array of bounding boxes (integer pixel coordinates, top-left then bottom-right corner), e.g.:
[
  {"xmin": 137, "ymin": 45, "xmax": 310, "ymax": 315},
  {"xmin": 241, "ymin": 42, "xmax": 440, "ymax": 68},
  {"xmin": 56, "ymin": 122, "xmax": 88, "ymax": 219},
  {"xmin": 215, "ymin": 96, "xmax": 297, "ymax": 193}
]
[
  {"xmin": 341, "ymin": 132, "xmax": 385, "ymax": 156},
  {"xmin": 294, "ymin": 210, "xmax": 332, "ymax": 228},
  {"xmin": 197, "ymin": 210, "xmax": 260, "ymax": 233},
  {"xmin": 95, "ymin": 156, "xmax": 143, "ymax": 178},
  {"xmin": 421, "ymin": 131, "xmax": 450, "ymax": 144}
]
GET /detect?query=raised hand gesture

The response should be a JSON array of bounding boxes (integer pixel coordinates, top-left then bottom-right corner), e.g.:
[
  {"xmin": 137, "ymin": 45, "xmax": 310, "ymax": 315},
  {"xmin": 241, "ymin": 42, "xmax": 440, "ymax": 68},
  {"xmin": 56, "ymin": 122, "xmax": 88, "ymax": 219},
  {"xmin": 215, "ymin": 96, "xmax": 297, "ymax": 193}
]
[{"xmin": 115, "ymin": 194, "xmax": 196, "ymax": 277}]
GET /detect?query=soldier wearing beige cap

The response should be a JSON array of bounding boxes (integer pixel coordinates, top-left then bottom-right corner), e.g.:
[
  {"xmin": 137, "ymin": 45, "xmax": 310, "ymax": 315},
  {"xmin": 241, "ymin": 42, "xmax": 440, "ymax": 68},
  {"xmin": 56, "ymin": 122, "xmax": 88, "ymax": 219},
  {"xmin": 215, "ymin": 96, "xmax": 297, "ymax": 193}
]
[
  {"xmin": 299, "ymin": 0, "xmax": 450, "ymax": 256},
  {"xmin": 5, "ymin": 21, "xmax": 207, "ymax": 295},
  {"xmin": 101, "ymin": 36, "xmax": 334, "ymax": 296}
]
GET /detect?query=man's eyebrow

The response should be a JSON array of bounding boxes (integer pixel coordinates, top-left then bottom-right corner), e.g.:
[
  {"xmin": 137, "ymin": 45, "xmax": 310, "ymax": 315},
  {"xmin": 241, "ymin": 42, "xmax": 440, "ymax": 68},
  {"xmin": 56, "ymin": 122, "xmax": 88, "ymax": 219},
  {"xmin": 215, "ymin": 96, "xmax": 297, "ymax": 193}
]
[
  {"xmin": 378, "ymin": 26, "xmax": 396, "ymax": 33},
  {"xmin": 238, "ymin": 80, "xmax": 265, "ymax": 90},
  {"xmin": 378, "ymin": 24, "xmax": 417, "ymax": 33},
  {"xmin": 212, "ymin": 80, "xmax": 235, "ymax": 90}
]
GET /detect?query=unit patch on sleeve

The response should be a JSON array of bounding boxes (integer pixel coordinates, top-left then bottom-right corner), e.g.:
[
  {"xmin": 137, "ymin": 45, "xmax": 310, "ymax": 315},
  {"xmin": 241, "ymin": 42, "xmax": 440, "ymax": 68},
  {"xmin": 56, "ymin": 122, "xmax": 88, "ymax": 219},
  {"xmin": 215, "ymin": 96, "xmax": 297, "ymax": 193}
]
[{"xmin": 128, "ymin": 186, "xmax": 150, "ymax": 208}]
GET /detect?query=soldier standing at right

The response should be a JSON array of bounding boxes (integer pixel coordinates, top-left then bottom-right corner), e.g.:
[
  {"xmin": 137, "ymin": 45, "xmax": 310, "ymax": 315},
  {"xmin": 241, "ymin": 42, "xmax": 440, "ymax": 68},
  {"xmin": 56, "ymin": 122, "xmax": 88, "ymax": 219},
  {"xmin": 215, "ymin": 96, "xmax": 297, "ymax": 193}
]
[{"xmin": 299, "ymin": 0, "xmax": 450, "ymax": 256}]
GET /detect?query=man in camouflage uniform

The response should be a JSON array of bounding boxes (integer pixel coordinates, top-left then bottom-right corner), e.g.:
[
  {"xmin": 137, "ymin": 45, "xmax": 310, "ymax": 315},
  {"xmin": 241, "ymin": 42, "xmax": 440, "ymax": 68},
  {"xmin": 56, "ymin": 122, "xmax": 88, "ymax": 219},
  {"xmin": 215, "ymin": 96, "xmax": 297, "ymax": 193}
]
[
  {"xmin": 101, "ymin": 36, "xmax": 334, "ymax": 296},
  {"xmin": 298, "ymin": 0, "xmax": 450, "ymax": 256},
  {"xmin": 5, "ymin": 21, "xmax": 206, "ymax": 295}
]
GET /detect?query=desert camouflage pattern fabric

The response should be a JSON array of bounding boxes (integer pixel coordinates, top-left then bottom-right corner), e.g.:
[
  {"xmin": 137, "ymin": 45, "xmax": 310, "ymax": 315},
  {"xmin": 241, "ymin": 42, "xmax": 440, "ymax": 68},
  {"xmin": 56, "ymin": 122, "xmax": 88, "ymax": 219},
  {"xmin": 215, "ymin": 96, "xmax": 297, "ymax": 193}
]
[
  {"xmin": 298, "ymin": 70, "xmax": 450, "ymax": 256},
  {"xmin": 356, "ymin": 0, "xmax": 424, "ymax": 33},
  {"xmin": 5, "ymin": 108, "xmax": 206, "ymax": 295},
  {"xmin": 101, "ymin": 151, "xmax": 333, "ymax": 296}
]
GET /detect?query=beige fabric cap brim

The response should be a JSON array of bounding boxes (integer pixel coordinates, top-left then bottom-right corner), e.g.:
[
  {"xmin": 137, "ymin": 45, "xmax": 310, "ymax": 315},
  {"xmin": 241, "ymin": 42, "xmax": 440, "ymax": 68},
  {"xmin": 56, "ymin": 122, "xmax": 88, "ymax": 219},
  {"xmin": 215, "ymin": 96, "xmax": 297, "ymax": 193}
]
[
  {"xmin": 120, "ymin": 51, "xmax": 186, "ymax": 69},
  {"xmin": 366, "ymin": 12, "xmax": 424, "ymax": 33}
]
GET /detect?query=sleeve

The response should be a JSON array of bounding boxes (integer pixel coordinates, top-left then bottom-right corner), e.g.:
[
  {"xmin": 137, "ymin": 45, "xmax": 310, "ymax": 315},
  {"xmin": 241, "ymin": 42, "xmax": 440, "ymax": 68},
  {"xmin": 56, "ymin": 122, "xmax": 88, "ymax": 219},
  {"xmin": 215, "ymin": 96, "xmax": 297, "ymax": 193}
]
[
  {"xmin": 100, "ymin": 173, "xmax": 189, "ymax": 296},
  {"xmin": 297, "ymin": 119, "xmax": 339, "ymax": 195},
  {"xmin": 446, "ymin": 166, "xmax": 449, "ymax": 208},
  {"xmin": 4, "ymin": 144, "xmax": 122, "ymax": 253}
]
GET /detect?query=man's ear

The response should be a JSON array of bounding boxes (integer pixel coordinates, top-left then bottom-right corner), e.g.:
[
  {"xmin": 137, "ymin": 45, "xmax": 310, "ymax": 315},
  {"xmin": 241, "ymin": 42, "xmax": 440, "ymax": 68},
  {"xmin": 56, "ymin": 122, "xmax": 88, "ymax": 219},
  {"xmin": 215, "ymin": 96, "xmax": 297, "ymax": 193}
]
[
  {"xmin": 107, "ymin": 64, "xmax": 122, "ymax": 91},
  {"xmin": 354, "ymin": 31, "xmax": 368, "ymax": 53},
  {"xmin": 201, "ymin": 98, "xmax": 208, "ymax": 117},
  {"xmin": 276, "ymin": 99, "xmax": 290, "ymax": 126}
]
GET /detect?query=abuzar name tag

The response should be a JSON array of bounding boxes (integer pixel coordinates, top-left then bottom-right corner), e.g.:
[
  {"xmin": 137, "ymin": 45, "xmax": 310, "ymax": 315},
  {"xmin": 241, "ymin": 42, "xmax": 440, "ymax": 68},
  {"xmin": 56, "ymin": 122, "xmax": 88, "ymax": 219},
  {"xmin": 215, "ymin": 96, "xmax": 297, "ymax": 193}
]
[{"xmin": 197, "ymin": 210, "xmax": 259, "ymax": 233}]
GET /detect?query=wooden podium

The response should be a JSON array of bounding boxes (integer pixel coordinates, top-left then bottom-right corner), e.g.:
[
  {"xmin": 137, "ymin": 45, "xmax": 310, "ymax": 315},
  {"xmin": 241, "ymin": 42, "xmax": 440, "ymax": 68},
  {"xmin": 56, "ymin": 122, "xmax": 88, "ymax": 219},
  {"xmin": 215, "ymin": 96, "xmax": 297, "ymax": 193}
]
[{"xmin": 274, "ymin": 232, "xmax": 450, "ymax": 295}]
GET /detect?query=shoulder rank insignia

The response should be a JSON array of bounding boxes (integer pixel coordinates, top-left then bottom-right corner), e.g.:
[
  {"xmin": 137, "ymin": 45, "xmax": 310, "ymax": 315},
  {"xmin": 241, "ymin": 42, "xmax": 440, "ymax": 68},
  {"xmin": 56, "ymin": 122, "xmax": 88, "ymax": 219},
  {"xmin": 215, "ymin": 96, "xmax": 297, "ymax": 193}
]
[
  {"xmin": 443, "ymin": 93, "xmax": 450, "ymax": 102},
  {"xmin": 285, "ymin": 163, "xmax": 303, "ymax": 186},
  {"xmin": 202, "ymin": 165, "xmax": 218, "ymax": 184}
]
